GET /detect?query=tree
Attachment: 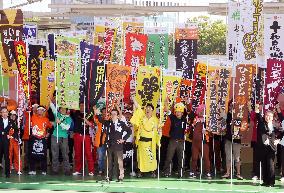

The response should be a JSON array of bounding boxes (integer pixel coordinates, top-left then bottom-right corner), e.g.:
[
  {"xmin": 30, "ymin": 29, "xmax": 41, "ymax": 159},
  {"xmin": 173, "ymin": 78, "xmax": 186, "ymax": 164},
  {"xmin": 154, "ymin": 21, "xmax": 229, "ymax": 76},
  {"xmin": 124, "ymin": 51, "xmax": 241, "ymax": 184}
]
[{"xmin": 187, "ymin": 16, "xmax": 227, "ymax": 55}]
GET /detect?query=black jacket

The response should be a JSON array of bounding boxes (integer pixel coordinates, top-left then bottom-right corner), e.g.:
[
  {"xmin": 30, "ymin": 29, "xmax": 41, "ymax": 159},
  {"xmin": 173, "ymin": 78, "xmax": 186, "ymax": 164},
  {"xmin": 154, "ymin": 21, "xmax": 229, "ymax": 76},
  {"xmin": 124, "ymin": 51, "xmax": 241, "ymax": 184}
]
[
  {"xmin": 103, "ymin": 119, "xmax": 131, "ymax": 151},
  {"xmin": 0, "ymin": 117, "xmax": 16, "ymax": 139},
  {"xmin": 256, "ymin": 113, "xmax": 277, "ymax": 152}
]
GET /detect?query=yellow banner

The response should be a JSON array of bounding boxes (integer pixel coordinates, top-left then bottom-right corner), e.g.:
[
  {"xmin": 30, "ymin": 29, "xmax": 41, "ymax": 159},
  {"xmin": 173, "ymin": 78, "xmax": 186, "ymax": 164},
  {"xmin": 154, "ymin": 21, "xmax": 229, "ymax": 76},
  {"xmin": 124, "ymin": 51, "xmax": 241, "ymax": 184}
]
[
  {"xmin": 40, "ymin": 60, "xmax": 55, "ymax": 108},
  {"xmin": 160, "ymin": 71, "xmax": 182, "ymax": 123},
  {"xmin": 135, "ymin": 66, "xmax": 160, "ymax": 110}
]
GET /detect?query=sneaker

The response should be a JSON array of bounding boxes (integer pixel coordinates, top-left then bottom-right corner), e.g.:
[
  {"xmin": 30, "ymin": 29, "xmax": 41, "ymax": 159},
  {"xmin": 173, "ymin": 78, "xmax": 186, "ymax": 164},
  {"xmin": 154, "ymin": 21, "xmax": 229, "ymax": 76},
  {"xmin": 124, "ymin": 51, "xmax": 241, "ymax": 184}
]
[
  {"xmin": 28, "ymin": 171, "xmax": 36, "ymax": 175},
  {"xmin": 252, "ymin": 176, "xmax": 258, "ymax": 181},
  {"xmin": 73, "ymin": 171, "xmax": 82, "ymax": 176},
  {"xmin": 130, "ymin": 171, "xmax": 136, "ymax": 177},
  {"xmin": 189, "ymin": 172, "xmax": 196, "ymax": 179},
  {"xmin": 206, "ymin": 173, "xmax": 212, "ymax": 180},
  {"xmin": 88, "ymin": 172, "xmax": 94, "ymax": 176},
  {"xmin": 164, "ymin": 173, "xmax": 170, "ymax": 178},
  {"xmin": 17, "ymin": 171, "xmax": 22, "ymax": 175},
  {"xmin": 221, "ymin": 174, "xmax": 230, "ymax": 179},
  {"xmin": 236, "ymin": 174, "xmax": 243, "ymax": 180},
  {"xmin": 42, "ymin": 172, "xmax": 47, "ymax": 175},
  {"xmin": 280, "ymin": 177, "xmax": 284, "ymax": 182},
  {"xmin": 151, "ymin": 172, "xmax": 156, "ymax": 178},
  {"xmin": 117, "ymin": 178, "xmax": 123, "ymax": 183}
]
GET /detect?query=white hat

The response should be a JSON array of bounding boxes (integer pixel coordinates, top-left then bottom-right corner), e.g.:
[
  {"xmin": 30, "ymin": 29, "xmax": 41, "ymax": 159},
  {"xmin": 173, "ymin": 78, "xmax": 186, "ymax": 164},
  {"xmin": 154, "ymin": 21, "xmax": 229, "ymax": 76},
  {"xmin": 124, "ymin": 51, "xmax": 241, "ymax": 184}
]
[
  {"xmin": 32, "ymin": 104, "xmax": 39, "ymax": 108},
  {"xmin": 37, "ymin": 106, "xmax": 46, "ymax": 111},
  {"xmin": 10, "ymin": 110, "xmax": 17, "ymax": 115}
]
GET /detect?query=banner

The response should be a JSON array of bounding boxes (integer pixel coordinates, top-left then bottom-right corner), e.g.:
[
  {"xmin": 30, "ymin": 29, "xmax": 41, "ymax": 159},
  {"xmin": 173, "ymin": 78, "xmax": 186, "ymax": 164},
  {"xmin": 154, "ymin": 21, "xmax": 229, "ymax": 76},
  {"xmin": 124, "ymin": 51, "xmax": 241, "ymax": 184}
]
[
  {"xmin": 101, "ymin": 28, "xmax": 116, "ymax": 63},
  {"xmin": 160, "ymin": 70, "xmax": 182, "ymax": 123},
  {"xmin": 239, "ymin": 0, "xmax": 263, "ymax": 63},
  {"xmin": 0, "ymin": 75, "xmax": 9, "ymax": 95},
  {"xmin": 135, "ymin": 66, "xmax": 160, "ymax": 110},
  {"xmin": 176, "ymin": 79, "xmax": 193, "ymax": 103},
  {"xmin": 124, "ymin": 33, "xmax": 148, "ymax": 104},
  {"xmin": 17, "ymin": 75, "xmax": 25, "ymax": 126},
  {"xmin": 206, "ymin": 66, "xmax": 232, "ymax": 132},
  {"xmin": 14, "ymin": 41, "xmax": 29, "ymax": 99},
  {"xmin": 192, "ymin": 63, "xmax": 207, "ymax": 111},
  {"xmin": 175, "ymin": 39, "xmax": 197, "ymax": 79},
  {"xmin": 48, "ymin": 34, "xmax": 55, "ymax": 60},
  {"xmin": 264, "ymin": 59, "xmax": 284, "ymax": 111},
  {"xmin": 86, "ymin": 46, "xmax": 105, "ymax": 110},
  {"xmin": 227, "ymin": 1, "xmax": 240, "ymax": 64},
  {"xmin": 106, "ymin": 64, "xmax": 131, "ymax": 116},
  {"xmin": 28, "ymin": 44, "xmax": 47, "ymax": 104},
  {"xmin": 56, "ymin": 36, "xmax": 81, "ymax": 110},
  {"xmin": 80, "ymin": 41, "xmax": 95, "ymax": 103},
  {"xmin": 40, "ymin": 60, "xmax": 55, "ymax": 108},
  {"xmin": 0, "ymin": 9, "xmax": 23, "ymax": 76},
  {"xmin": 146, "ymin": 34, "xmax": 169, "ymax": 68},
  {"xmin": 23, "ymin": 24, "xmax": 37, "ymax": 41},
  {"xmin": 175, "ymin": 23, "xmax": 198, "ymax": 41},
  {"xmin": 234, "ymin": 64, "xmax": 256, "ymax": 144},
  {"xmin": 264, "ymin": 14, "xmax": 284, "ymax": 60}
]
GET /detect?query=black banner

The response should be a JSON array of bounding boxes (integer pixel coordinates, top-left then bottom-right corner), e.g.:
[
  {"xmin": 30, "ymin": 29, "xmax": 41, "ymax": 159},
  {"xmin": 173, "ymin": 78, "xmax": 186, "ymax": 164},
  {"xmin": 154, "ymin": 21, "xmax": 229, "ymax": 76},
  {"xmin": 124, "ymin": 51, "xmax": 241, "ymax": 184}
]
[
  {"xmin": 86, "ymin": 46, "xmax": 105, "ymax": 111},
  {"xmin": 28, "ymin": 44, "xmax": 47, "ymax": 104},
  {"xmin": 175, "ymin": 39, "xmax": 197, "ymax": 80},
  {"xmin": 80, "ymin": 41, "xmax": 95, "ymax": 103}
]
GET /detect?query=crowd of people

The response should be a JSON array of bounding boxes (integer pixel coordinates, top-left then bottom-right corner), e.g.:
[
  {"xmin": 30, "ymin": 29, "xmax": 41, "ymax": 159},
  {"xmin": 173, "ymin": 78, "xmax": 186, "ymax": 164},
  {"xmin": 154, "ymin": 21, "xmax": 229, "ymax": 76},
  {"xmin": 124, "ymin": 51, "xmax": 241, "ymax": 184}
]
[{"xmin": 0, "ymin": 96, "xmax": 284, "ymax": 188}]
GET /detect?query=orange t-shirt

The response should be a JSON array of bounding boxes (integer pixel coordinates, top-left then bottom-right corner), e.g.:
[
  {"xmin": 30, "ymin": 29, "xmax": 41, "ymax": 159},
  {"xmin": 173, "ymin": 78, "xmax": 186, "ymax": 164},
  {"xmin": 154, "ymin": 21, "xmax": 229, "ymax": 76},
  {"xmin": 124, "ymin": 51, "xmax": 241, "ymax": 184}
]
[{"xmin": 31, "ymin": 115, "xmax": 52, "ymax": 139}]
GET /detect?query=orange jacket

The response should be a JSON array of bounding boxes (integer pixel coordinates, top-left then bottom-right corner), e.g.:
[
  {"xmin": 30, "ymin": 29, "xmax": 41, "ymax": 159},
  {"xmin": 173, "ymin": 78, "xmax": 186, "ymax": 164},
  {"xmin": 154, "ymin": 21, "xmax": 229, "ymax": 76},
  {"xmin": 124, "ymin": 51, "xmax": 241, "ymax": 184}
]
[
  {"xmin": 162, "ymin": 117, "xmax": 171, "ymax": 137},
  {"xmin": 93, "ymin": 116, "xmax": 106, "ymax": 148}
]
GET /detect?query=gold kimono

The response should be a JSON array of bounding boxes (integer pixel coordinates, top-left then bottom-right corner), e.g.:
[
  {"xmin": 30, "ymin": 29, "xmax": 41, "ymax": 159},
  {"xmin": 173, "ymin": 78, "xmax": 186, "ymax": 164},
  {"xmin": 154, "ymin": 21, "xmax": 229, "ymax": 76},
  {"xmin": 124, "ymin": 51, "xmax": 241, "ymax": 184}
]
[{"xmin": 130, "ymin": 106, "xmax": 161, "ymax": 172}]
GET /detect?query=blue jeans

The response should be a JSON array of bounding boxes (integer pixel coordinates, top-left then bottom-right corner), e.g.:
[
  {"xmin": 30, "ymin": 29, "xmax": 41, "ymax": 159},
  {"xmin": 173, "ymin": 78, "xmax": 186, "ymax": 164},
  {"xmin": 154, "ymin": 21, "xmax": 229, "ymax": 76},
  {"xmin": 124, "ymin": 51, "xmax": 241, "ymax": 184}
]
[{"xmin": 97, "ymin": 146, "xmax": 106, "ymax": 172}]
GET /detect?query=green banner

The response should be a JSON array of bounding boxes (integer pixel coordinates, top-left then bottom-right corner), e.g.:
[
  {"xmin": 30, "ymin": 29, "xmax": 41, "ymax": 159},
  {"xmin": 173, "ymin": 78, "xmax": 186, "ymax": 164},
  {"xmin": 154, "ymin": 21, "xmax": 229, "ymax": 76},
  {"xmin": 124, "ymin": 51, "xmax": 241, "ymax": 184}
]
[
  {"xmin": 146, "ymin": 34, "xmax": 169, "ymax": 68},
  {"xmin": 0, "ymin": 75, "xmax": 9, "ymax": 94},
  {"xmin": 56, "ymin": 36, "xmax": 81, "ymax": 110}
]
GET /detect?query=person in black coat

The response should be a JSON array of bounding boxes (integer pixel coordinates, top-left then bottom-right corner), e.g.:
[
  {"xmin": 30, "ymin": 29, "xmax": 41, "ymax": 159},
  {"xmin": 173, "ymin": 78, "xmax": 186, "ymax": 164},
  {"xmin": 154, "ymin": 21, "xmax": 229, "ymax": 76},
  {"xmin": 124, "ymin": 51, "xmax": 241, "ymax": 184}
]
[
  {"xmin": 0, "ymin": 107, "xmax": 16, "ymax": 178},
  {"xmin": 103, "ymin": 108, "xmax": 131, "ymax": 182},
  {"xmin": 255, "ymin": 104, "xmax": 280, "ymax": 187}
]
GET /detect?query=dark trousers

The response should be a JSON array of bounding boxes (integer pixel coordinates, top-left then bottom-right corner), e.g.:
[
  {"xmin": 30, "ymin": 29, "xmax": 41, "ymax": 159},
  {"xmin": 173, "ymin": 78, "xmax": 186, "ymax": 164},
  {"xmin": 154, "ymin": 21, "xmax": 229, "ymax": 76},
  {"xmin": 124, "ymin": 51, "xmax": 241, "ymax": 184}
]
[
  {"xmin": 29, "ymin": 138, "xmax": 48, "ymax": 172},
  {"xmin": 68, "ymin": 135, "xmax": 74, "ymax": 164},
  {"xmin": 160, "ymin": 136, "xmax": 169, "ymax": 169},
  {"xmin": 184, "ymin": 141, "xmax": 192, "ymax": 170},
  {"xmin": 0, "ymin": 136, "xmax": 10, "ymax": 176},
  {"xmin": 252, "ymin": 142, "xmax": 261, "ymax": 177},
  {"xmin": 106, "ymin": 148, "xmax": 124, "ymax": 180},
  {"xmin": 262, "ymin": 150, "xmax": 275, "ymax": 186},
  {"xmin": 281, "ymin": 146, "xmax": 284, "ymax": 177},
  {"xmin": 163, "ymin": 139, "xmax": 184, "ymax": 175}
]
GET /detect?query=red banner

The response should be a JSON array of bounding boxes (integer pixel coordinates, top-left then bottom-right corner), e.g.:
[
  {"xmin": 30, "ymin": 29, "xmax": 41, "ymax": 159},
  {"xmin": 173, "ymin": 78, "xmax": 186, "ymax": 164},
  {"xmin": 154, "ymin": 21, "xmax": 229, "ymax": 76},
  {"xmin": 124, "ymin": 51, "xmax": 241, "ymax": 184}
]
[
  {"xmin": 14, "ymin": 41, "xmax": 29, "ymax": 100},
  {"xmin": 264, "ymin": 58, "xmax": 284, "ymax": 111},
  {"xmin": 191, "ymin": 63, "xmax": 207, "ymax": 111},
  {"xmin": 234, "ymin": 64, "xmax": 256, "ymax": 144},
  {"xmin": 124, "ymin": 33, "xmax": 148, "ymax": 104}
]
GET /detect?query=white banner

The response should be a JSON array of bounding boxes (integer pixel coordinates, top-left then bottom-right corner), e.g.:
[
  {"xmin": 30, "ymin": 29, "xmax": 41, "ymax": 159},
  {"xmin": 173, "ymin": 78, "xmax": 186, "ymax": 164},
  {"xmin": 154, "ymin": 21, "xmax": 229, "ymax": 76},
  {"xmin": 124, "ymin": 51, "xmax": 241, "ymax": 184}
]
[{"xmin": 264, "ymin": 14, "xmax": 284, "ymax": 61}]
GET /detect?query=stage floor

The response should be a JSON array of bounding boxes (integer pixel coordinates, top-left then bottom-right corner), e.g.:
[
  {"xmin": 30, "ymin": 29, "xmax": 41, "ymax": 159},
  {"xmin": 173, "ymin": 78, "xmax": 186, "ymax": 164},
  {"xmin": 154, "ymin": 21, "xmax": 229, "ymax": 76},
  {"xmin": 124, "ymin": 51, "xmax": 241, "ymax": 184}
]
[{"xmin": 0, "ymin": 173, "xmax": 283, "ymax": 193}]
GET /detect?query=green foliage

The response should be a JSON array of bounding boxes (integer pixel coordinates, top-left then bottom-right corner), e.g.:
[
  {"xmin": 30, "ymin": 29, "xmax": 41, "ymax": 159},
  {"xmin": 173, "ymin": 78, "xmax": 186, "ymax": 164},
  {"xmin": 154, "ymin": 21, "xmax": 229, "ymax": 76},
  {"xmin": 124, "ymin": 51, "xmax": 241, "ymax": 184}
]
[{"xmin": 187, "ymin": 16, "xmax": 227, "ymax": 55}]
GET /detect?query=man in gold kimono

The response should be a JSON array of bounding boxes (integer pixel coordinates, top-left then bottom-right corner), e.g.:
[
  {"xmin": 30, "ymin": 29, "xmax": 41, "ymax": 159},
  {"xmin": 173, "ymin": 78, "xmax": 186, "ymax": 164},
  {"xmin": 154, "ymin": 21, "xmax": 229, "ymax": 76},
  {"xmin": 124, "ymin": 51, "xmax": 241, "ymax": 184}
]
[{"xmin": 130, "ymin": 98, "xmax": 161, "ymax": 178}]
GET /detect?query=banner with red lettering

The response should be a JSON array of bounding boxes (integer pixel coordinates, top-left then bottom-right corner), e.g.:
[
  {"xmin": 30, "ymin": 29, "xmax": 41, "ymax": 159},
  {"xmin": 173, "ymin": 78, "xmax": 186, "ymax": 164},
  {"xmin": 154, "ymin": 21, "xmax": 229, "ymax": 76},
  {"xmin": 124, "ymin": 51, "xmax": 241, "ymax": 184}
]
[
  {"xmin": 106, "ymin": 64, "xmax": 131, "ymax": 116},
  {"xmin": 264, "ymin": 59, "xmax": 284, "ymax": 111},
  {"xmin": 233, "ymin": 64, "xmax": 256, "ymax": 144},
  {"xmin": 14, "ymin": 41, "xmax": 29, "ymax": 100},
  {"xmin": 124, "ymin": 33, "xmax": 148, "ymax": 104},
  {"xmin": 191, "ymin": 63, "xmax": 207, "ymax": 111}
]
